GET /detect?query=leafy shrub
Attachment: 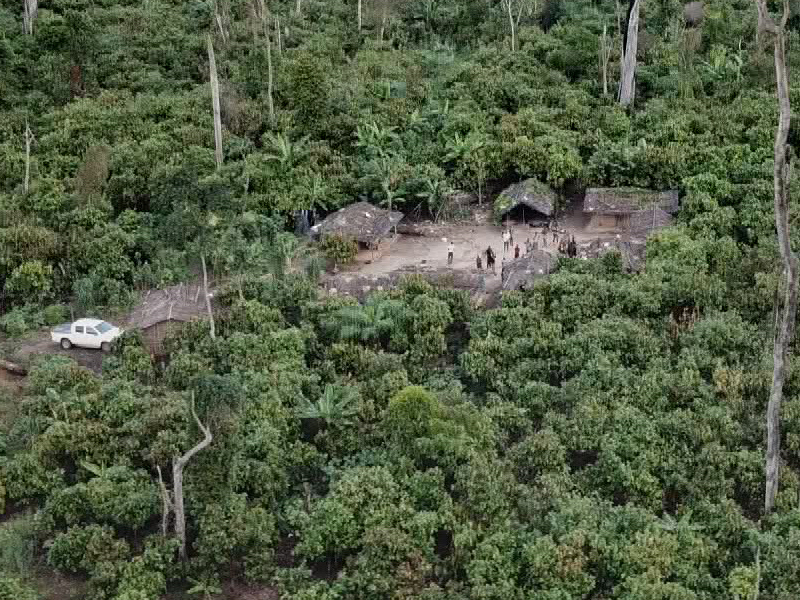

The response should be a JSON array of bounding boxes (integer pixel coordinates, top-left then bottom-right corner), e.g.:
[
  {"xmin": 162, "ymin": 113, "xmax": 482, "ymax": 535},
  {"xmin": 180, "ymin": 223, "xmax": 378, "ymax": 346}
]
[
  {"xmin": 45, "ymin": 467, "xmax": 158, "ymax": 530},
  {"xmin": 104, "ymin": 331, "xmax": 155, "ymax": 383},
  {"xmin": 48, "ymin": 525, "xmax": 129, "ymax": 575},
  {"xmin": 319, "ymin": 234, "xmax": 358, "ymax": 268},
  {"xmin": 0, "ymin": 577, "xmax": 40, "ymax": 600},
  {"xmin": 4, "ymin": 260, "xmax": 53, "ymax": 304},
  {"xmin": 41, "ymin": 304, "xmax": 69, "ymax": 326},
  {"xmin": 0, "ymin": 309, "xmax": 30, "ymax": 338},
  {"xmin": 0, "ymin": 517, "xmax": 38, "ymax": 576},
  {"xmin": 0, "ymin": 306, "xmax": 43, "ymax": 338}
]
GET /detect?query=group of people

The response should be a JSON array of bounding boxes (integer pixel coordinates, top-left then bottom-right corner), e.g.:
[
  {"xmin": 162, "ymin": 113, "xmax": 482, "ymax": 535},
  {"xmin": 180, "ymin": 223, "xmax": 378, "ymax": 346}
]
[{"xmin": 447, "ymin": 224, "xmax": 581, "ymax": 276}]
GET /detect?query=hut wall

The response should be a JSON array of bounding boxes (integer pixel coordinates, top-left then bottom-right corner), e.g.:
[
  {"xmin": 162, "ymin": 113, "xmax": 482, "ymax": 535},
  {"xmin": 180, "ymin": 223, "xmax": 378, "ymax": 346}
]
[
  {"xmin": 141, "ymin": 321, "xmax": 183, "ymax": 356},
  {"xmin": 587, "ymin": 213, "xmax": 628, "ymax": 231}
]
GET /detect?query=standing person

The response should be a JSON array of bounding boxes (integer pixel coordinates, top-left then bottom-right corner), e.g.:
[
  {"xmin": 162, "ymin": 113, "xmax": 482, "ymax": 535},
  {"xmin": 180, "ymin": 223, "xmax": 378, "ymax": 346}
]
[
  {"xmin": 509, "ymin": 228, "xmax": 514, "ymax": 247},
  {"xmin": 486, "ymin": 246, "xmax": 496, "ymax": 274},
  {"xmin": 476, "ymin": 253, "xmax": 483, "ymax": 271},
  {"xmin": 502, "ymin": 230, "xmax": 511, "ymax": 254},
  {"xmin": 447, "ymin": 241, "xmax": 455, "ymax": 265},
  {"xmin": 514, "ymin": 244, "xmax": 521, "ymax": 259},
  {"xmin": 525, "ymin": 238, "xmax": 531, "ymax": 253},
  {"xmin": 552, "ymin": 228, "xmax": 559, "ymax": 244}
]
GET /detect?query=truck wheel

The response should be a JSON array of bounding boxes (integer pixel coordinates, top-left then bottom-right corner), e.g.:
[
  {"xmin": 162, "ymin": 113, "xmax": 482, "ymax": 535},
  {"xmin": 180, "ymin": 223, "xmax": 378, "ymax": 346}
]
[
  {"xmin": 60, "ymin": 338, "xmax": 72, "ymax": 350},
  {"xmin": 101, "ymin": 342, "xmax": 111, "ymax": 353}
]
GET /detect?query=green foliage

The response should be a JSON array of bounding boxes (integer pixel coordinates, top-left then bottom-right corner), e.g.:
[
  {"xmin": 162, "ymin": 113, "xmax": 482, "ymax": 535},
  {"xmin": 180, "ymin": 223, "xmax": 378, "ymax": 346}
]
[
  {"xmin": 319, "ymin": 234, "xmax": 358, "ymax": 268},
  {"xmin": 0, "ymin": 517, "xmax": 38, "ymax": 576},
  {"xmin": 4, "ymin": 260, "xmax": 53, "ymax": 303},
  {"xmin": 1, "ymin": 0, "xmax": 799, "ymax": 597},
  {"xmin": 48, "ymin": 524, "xmax": 129, "ymax": 575},
  {"xmin": 0, "ymin": 577, "xmax": 40, "ymax": 600}
]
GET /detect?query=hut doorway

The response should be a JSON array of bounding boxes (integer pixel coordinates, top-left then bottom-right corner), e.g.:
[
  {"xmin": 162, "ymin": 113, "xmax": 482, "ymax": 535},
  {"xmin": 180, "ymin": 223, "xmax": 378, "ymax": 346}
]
[
  {"xmin": 588, "ymin": 214, "xmax": 629, "ymax": 232},
  {"xmin": 504, "ymin": 204, "xmax": 549, "ymax": 226}
]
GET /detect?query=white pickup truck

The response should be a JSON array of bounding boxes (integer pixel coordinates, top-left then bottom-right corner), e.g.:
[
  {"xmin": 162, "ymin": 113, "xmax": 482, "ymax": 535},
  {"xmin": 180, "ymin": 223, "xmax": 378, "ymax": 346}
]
[{"xmin": 51, "ymin": 318, "xmax": 123, "ymax": 351}]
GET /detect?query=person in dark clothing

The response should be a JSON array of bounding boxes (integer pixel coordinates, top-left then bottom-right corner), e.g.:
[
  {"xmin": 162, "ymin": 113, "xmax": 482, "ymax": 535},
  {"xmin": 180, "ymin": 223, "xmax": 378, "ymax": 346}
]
[
  {"xmin": 476, "ymin": 253, "xmax": 483, "ymax": 270},
  {"xmin": 486, "ymin": 246, "xmax": 496, "ymax": 274},
  {"xmin": 514, "ymin": 244, "xmax": 521, "ymax": 259}
]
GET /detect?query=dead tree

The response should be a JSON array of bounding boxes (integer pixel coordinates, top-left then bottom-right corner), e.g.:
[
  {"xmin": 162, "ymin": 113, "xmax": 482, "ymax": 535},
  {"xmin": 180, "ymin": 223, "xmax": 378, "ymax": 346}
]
[
  {"xmin": 172, "ymin": 397, "xmax": 213, "ymax": 560},
  {"xmin": 156, "ymin": 466, "xmax": 173, "ymax": 536},
  {"xmin": 256, "ymin": 0, "xmax": 275, "ymax": 124},
  {"xmin": 201, "ymin": 253, "xmax": 216, "ymax": 340},
  {"xmin": 23, "ymin": 119, "xmax": 35, "ymax": 195},
  {"xmin": 619, "ymin": 0, "xmax": 641, "ymax": 107},
  {"xmin": 207, "ymin": 35, "xmax": 223, "ymax": 170},
  {"xmin": 599, "ymin": 24, "xmax": 613, "ymax": 97},
  {"xmin": 358, "ymin": 0, "xmax": 362, "ymax": 32},
  {"xmin": 22, "ymin": 0, "xmax": 37, "ymax": 35},
  {"xmin": 756, "ymin": 0, "xmax": 796, "ymax": 516},
  {"xmin": 501, "ymin": 0, "xmax": 528, "ymax": 53},
  {"xmin": 295, "ymin": 0, "xmax": 302, "ymax": 17},
  {"xmin": 276, "ymin": 15, "xmax": 282, "ymax": 55}
]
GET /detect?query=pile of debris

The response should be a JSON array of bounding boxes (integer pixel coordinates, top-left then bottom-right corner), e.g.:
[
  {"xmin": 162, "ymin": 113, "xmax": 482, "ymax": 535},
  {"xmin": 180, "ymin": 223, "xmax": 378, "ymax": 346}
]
[
  {"xmin": 578, "ymin": 237, "xmax": 647, "ymax": 273},
  {"xmin": 323, "ymin": 264, "xmax": 488, "ymax": 302}
]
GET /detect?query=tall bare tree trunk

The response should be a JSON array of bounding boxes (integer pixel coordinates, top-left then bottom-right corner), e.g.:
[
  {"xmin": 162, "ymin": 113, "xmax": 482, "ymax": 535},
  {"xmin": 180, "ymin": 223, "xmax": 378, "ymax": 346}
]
[
  {"xmin": 201, "ymin": 253, "xmax": 216, "ymax": 340},
  {"xmin": 172, "ymin": 397, "xmax": 212, "ymax": 561},
  {"xmin": 756, "ymin": 0, "xmax": 796, "ymax": 516},
  {"xmin": 379, "ymin": 2, "xmax": 388, "ymax": 44},
  {"xmin": 505, "ymin": 0, "xmax": 516, "ymax": 52},
  {"xmin": 616, "ymin": 0, "xmax": 625, "ymax": 79},
  {"xmin": 156, "ymin": 466, "xmax": 173, "ymax": 537},
  {"xmin": 276, "ymin": 15, "xmax": 282, "ymax": 55},
  {"xmin": 207, "ymin": 35, "xmax": 223, "ymax": 170},
  {"xmin": 295, "ymin": 0, "xmax": 301, "ymax": 16},
  {"xmin": 23, "ymin": 119, "xmax": 34, "ymax": 194},
  {"xmin": 23, "ymin": 0, "xmax": 37, "ymax": 35},
  {"xmin": 599, "ymin": 25, "xmax": 611, "ymax": 97},
  {"xmin": 256, "ymin": 0, "xmax": 275, "ymax": 123},
  {"xmin": 619, "ymin": 0, "xmax": 641, "ymax": 107},
  {"xmin": 358, "ymin": 0, "xmax": 362, "ymax": 32}
]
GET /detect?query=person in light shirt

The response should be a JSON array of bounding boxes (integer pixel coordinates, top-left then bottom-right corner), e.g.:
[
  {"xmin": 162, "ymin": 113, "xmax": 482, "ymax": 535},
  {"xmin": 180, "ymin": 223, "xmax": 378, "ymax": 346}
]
[{"xmin": 447, "ymin": 241, "xmax": 455, "ymax": 265}]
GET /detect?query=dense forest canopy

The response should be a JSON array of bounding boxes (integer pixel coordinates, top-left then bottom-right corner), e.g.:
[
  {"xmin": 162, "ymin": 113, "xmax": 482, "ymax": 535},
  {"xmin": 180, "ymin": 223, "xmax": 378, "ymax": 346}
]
[{"xmin": 2, "ymin": 0, "xmax": 800, "ymax": 599}]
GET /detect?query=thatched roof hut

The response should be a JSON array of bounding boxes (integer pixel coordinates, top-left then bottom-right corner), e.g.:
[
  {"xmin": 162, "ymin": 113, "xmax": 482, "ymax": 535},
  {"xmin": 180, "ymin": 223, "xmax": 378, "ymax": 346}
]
[
  {"xmin": 584, "ymin": 188, "xmax": 680, "ymax": 215},
  {"xmin": 501, "ymin": 250, "xmax": 555, "ymax": 291},
  {"xmin": 315, "ymin": 202, "xmax": 404, "ymax": 246},
  {"xmin": 127, "ymin": 283, "xmax": 211, "ymax": 355},
  {"xmin": 494, "ymin": 179, "xmax": 556, "ymax": 221}
]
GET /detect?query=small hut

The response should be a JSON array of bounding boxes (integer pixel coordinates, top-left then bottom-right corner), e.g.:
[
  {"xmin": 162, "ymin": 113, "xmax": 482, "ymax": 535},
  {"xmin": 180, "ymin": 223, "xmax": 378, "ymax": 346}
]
[
  {"xmin": 501, "ymin": 250, "xmax": 555, "ymax": 291},
  {"xmin": 127, "ymin": 283, "xmax": 211, "ymax": 355},
  {"xmin": 494, "ymin": 179, "xmax": 556, "ymax": 225},
  {"xmin": 583, "ymin": 188, "xmax": 679, "ymax": 232},
  {"xmin": 314, "ymin": 202, "xmax": 404, "ymax": 249}
]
